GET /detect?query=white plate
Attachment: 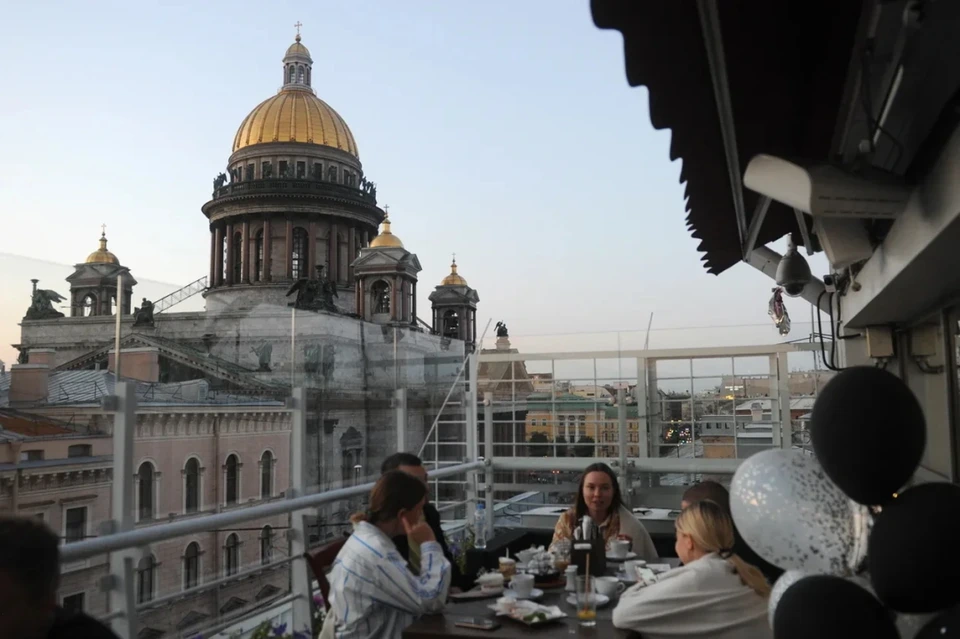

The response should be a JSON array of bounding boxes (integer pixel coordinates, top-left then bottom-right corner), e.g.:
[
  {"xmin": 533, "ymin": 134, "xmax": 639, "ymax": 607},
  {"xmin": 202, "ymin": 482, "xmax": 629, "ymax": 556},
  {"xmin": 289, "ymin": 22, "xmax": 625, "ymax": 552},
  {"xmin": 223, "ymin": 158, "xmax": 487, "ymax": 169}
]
[
  {"xmin": 504, "ymin": 588, "xmax": 543, "ymax": 600},
  {"xmin": 566, "ymin": 593, "xmax": 611, "ymax": 608},
  {"xmin": 606, "ymin": 551, "xmax": 637, "ymax": 561}
]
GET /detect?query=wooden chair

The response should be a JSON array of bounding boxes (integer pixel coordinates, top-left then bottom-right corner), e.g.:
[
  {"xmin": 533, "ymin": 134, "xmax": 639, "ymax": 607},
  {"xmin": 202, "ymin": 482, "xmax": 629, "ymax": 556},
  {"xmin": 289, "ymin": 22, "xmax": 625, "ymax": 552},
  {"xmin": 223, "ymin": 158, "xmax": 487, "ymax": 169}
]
[{"xmin": 303, "ymin": 536, "xmax": 349, "ymax": 612}]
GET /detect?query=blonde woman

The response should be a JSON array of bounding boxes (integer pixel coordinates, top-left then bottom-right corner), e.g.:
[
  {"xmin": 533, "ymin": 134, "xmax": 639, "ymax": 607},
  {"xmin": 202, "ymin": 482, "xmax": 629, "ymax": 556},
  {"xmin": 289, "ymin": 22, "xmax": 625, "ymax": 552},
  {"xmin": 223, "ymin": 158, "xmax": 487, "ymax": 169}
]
[{"xmin": 612, "ymin": 500, "xmax": 772, "ymax": 639}]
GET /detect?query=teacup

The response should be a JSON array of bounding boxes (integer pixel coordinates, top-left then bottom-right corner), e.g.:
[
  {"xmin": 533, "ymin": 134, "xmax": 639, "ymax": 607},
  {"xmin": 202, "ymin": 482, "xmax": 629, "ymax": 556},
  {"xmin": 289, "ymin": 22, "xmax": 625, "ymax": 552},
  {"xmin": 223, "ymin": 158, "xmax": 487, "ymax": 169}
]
[
  {"xmin": 609, "ymin": 539, "xmax": 630, "ymax": 559},
  {"xmin": 595, "ymin": 576, "xmax": 626, "ymax": 598},
  {"xmin": 623, "ymin": 559, "xmax": 646, "ymax": 580},
  {"xmin": 511, "ymin": 573, "xmax": 535, "ymax": 598}
]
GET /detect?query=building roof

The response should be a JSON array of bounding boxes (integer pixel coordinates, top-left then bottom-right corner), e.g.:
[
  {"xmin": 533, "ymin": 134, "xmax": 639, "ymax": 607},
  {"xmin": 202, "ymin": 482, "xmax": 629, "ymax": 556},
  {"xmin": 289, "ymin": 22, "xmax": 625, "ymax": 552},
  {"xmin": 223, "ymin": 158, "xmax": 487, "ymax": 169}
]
[
  {"xmin": 0, "ymin": 408, "xmax": 75, "ymax": 436},
  {"xmin": 734, "ymin": 397, "xmax": 817, "ymax": 412},
  {"xmin": 589, "ymin": 0, "xmax": 863, "ymax": 273},
  {"xmin": 368, "ymin": 214, "xmax": 404, "ymax": 248}
]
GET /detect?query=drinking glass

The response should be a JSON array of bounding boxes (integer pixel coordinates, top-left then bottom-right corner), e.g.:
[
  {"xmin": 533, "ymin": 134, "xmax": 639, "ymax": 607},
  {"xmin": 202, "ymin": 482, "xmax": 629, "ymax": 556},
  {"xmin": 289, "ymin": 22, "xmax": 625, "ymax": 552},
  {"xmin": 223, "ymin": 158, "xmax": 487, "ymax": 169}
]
[{"xmin": 576, "ymin": 575, "xmax": 597, "ymax": 627}]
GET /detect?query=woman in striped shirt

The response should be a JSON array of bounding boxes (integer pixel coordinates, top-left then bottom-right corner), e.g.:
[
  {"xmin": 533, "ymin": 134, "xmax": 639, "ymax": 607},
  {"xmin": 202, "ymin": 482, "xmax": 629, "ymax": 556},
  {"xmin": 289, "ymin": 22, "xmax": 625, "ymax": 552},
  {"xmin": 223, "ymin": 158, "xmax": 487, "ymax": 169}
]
[{"xmin": 324, "ymin": 470, "xmax": 452, "ymax": 639}]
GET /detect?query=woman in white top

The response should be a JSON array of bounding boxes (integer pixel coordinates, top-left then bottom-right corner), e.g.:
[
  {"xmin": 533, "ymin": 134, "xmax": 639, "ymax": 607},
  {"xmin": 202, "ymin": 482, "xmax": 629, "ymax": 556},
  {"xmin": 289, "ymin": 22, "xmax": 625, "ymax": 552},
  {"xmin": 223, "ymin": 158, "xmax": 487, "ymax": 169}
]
[
  {"xmin": 324, "ymin": 470, "xmax": 452, "ymax": 639},
  {"xmin": 550, "ymin": 462, "xmax": 658, "ymax": 561},
  {"xmin": 612, "ymin": 500, "xmax": 772, "ymax": 639}
]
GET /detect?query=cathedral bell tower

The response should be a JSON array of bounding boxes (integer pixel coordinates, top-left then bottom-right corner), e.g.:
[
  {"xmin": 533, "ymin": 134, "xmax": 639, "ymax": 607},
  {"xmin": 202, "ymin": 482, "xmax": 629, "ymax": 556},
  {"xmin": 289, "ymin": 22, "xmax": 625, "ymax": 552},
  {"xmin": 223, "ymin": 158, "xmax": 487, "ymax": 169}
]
[
  {"xmin": 429, "ymin": 255, "xmax": 479, "ymax": 351},
  {"xmin": 352, "ymin": 213, "xmax": 422, "ymax": 326},
  {"xmin": 66, "ymin": 229, "xmax": 136, "ymax": 317}
]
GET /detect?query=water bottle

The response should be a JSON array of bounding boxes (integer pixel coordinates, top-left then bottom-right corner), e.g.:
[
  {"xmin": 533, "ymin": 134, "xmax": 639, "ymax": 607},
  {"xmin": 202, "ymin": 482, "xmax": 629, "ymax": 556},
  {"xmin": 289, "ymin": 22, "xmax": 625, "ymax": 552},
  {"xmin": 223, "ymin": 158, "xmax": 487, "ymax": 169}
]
[{"xmin": 474, "ymin": 502, "xmax": 487, "ymax": 550}]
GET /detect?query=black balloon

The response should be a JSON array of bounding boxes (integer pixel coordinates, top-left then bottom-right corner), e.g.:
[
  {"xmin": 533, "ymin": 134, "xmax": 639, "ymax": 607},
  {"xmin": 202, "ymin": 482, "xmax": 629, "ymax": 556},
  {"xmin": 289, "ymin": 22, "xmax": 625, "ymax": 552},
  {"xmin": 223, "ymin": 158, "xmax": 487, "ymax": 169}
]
[
  {"xmin": 870, "ymin": 482, "xmax": 960, "ymax": 613},
  {"xmin": 773, "ymin": 575, "xmax": 897, "ymax": 639},
  {"xmin": 916, "ymin": 606, "xmax": 960, "ymax": 638},
  {"xmin": 810, "ymin": 366, "xmax": 925, "ymax": 505}
]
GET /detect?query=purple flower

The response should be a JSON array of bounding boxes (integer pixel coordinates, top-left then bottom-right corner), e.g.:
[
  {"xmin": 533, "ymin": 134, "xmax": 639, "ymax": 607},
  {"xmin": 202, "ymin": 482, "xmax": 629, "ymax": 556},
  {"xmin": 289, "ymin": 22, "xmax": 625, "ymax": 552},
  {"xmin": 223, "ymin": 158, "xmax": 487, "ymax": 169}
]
[
  {"xmin": 313, "ymin": 593, "xmax": 325, "ymax": 607},
  {"xmin": 273, "ymin": 623, "xmax": 287, "ymax": 637}
]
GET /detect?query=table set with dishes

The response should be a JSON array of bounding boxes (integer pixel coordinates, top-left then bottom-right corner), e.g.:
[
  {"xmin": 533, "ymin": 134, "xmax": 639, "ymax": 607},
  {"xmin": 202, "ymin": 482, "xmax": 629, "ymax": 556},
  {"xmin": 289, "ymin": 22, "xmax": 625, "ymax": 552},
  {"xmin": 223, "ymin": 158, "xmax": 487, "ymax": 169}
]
[{"xmin": 402, "ymin": 539, "xmax": 680, "ymax": 638}]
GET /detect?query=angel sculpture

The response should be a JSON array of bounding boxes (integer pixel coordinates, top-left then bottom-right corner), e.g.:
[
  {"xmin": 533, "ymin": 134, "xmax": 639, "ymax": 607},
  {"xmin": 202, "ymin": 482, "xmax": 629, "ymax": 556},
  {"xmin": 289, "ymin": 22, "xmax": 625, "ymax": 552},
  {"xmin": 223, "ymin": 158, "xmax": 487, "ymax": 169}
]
[{"xmin": 26, "ymin": 281, "xmax": 66, "ymax": 320}]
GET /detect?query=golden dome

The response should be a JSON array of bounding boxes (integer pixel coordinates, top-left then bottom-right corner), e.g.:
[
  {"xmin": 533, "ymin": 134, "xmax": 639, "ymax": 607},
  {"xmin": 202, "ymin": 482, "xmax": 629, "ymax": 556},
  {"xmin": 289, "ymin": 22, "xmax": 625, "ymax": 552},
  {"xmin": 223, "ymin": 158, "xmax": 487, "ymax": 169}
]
[
  {"xmin": 85, "ymin": 232, "xmax": 119, "ymax": 265},
  {"xmin": 369, "ymin": 214, "xmax": 404, "ymax": 249},
  {"xmin": 441, "ymin": 257, "xmax": 467, "ymax": 286},
  {"xmin": 286, "ymin": 39, "xmax": 311, "ymax": 58},
  {"xmin": 232, "ymin": 89, "xmax": 358, "ymax": 156}
]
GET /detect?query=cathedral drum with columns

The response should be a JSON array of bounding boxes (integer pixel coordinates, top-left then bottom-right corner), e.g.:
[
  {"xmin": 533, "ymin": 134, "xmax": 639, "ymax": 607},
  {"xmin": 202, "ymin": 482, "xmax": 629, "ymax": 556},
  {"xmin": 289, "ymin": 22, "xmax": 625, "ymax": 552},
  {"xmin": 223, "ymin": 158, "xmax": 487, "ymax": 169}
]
[{"xmin": 202, "ymin": 33, "xmax": 381, "ymax": 314}]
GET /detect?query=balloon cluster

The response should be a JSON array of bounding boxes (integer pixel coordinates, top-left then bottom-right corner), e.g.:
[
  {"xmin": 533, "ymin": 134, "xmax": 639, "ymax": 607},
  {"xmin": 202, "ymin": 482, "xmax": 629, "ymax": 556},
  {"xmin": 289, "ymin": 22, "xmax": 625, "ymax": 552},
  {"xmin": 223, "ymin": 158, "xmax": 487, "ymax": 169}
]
[{"xmin": 730, "ymin": 367, "xmax": 960, "ymax": 638}]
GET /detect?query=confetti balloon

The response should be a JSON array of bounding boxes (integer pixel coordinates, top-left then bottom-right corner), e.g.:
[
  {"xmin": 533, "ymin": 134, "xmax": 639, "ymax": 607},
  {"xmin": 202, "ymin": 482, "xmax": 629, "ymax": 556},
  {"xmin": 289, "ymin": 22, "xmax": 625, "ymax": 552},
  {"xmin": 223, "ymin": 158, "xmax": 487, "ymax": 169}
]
[{"xmin": 730, "ymin": 449, "xmax": 863, "ymax": 574}]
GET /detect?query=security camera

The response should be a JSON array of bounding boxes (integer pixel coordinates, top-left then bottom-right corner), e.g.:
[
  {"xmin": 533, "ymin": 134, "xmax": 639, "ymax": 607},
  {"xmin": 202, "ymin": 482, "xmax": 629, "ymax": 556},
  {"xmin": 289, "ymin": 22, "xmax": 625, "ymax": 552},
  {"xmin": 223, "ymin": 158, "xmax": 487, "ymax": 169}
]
[
  {"xmin": 776, "ymin": 234, "xmax": 812, "ymax": 297},
  {"xmin": 743, "ymin": 154, "xmax": 910, "ymax": 220},
  {"xmin": 823, "ymin": 274, "xmax": 838, "ymax": 293}
]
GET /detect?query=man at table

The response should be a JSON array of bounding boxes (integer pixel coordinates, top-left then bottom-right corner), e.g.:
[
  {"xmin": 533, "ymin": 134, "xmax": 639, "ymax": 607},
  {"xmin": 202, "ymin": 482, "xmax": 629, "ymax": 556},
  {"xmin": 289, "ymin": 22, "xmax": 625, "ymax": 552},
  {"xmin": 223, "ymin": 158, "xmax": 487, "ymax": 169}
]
[{"xmin": 381, "ymin": 453, "xmax": 468, "ymax": 591}]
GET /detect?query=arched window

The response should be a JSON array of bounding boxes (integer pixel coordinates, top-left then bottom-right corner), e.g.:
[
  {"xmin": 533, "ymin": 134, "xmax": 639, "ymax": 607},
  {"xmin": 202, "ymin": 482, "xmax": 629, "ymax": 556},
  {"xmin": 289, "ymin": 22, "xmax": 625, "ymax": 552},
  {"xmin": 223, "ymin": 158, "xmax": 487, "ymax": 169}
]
[
  {"xmin": 254, "ymin": 229, "xmax": 264, "ymax": 282},
  {"xmin": 288, "ymin": 65, "xmax": 295, "ymax": 83},
  {"xmin": 232, "ymin": 231, "xmax": 243, "ymax": 283},
  {"xmin": 372, "ymin": 281, "xmax": 391, "ymax": 315},
  {"xmin": 443, "ymin": 309, "xmax": 460, "ymax": 339},
  {"xmin": 137, "ymin": 462, "xmax": 155, "ymax": 521},
  {"xmin": 137, "ymin": 555, "xmax": 156, "ymax": 603},
  {"xmin": 224, "ymin": 534, "xmax": 240, "ymax": 576},
  {"xmin": 260, "ymin": 526, "xmax": 273, "ymax": 565},
  {"xmin": 260, "ymin": 451, "xmax": 273, "ymax": 498},
  {"xmin": 184, "ymin": 457, "xmax": 200, "ymax": 514},
  {"xmin": 291, "ymin": 227, "xmax": 307, "ymax": 280},
  {"xmin": 327, "ymin": 166, "xmax": 337, "ymax": 183},
  {"xmin": 81, "ymin": 294, "xmax": 96, "ymax": 317},
  {"xmin": 183, "ymin": 542, "xmax": 200, "ymax": 590},
  {"xmin": 297, "ymin": 65, "xmax": 304, "ymax": 83},
  {"xmin": 225, "ymin": 454, "xmax": 239, "ymax": 505}
]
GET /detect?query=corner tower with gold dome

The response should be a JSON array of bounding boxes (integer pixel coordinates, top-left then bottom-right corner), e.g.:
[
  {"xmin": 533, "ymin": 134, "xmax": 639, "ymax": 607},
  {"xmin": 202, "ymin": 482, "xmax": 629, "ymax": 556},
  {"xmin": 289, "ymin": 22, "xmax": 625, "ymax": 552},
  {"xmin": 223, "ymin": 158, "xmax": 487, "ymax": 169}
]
[
  {"xmin": 429, "ymin": 255, "xmax": 479, "ymax": 350},
  {"xmin": 202, "ymin": 32, "xmax": 385, "ymax": 312},
  {"xmin": 65, "ymin": 229, "xmax": 137, "ymax": 317}
]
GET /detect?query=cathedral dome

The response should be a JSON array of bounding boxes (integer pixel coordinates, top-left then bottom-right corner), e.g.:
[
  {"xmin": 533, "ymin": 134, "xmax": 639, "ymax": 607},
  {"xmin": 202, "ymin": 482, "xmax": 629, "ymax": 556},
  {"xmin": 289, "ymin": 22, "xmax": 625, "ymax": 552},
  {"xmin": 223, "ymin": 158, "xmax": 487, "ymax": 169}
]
[
  {"xmin": 440, "ymin": 258, "xmax": 467, "ymax": 286},
  {"xmin": 85, "ymin": 231, "xmax": 120, "ymax": 265},
  {"xmin": 231, "ymin": 34, "xmax": 358, "ymax": 157}
]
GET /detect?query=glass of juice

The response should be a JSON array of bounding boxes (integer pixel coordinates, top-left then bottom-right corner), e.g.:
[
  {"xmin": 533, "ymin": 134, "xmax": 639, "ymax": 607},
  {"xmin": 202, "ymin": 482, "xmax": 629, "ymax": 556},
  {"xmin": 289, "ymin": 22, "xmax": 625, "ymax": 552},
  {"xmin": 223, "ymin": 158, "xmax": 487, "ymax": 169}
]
[{"xmin": 576, "ymin": 575, "xmax": 597, "ymax": 627}]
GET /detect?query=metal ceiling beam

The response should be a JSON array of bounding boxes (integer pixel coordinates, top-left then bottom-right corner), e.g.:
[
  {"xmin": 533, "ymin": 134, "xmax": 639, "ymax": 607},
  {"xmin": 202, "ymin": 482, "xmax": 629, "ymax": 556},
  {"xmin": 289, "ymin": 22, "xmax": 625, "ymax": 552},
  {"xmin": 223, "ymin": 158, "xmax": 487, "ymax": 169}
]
[
  {"xmin": 698, "ymin": 0, "xmax": 748, "ymax": 247},
  {"xmin": 742, "ymin": 196, "xmax": 771, "ymax": 259}
]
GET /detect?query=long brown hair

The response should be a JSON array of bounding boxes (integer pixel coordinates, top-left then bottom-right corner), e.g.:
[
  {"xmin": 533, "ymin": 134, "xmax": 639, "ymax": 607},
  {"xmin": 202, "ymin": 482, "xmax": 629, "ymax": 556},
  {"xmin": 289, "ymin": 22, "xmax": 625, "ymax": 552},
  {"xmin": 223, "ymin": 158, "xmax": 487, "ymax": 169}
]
[
  {"xmin": 573, "ymin": 462, "xmax": 624, "ymax": 522},
  {"xmin": 350, "ymin": 470, "xmax": 427, "ymax": 525},
  {"xmin": 675, "ymin": 500, "xmax": 771, "ymax": 597}
]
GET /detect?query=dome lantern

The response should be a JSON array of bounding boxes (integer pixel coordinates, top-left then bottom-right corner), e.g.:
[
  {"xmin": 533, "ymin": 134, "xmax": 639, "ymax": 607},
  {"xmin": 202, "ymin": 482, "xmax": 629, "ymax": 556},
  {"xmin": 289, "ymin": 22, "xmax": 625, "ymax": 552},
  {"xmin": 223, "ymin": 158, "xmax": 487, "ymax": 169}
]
[
  {"xmin": 369, "ymin": 210, "xmax": 404, "ymax": 249},
  {"xmin": 441, "ymin": 254, "xmax": 468, "ymax": 286},
  {"xmin": 283, "ymin": 22, "xmax": 313, "ymax": 92},
  {"xmin": 85, "ymin": 226, "xmax": 120, "ymax": 265}
]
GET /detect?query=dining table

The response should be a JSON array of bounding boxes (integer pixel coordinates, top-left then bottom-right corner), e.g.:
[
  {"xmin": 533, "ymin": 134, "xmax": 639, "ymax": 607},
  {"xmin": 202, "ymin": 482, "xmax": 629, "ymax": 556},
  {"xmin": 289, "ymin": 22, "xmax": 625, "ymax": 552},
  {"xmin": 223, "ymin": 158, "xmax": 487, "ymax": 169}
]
[{"xmin": 402, "ymin": 557, "xmax": 682, "ymax": 638}]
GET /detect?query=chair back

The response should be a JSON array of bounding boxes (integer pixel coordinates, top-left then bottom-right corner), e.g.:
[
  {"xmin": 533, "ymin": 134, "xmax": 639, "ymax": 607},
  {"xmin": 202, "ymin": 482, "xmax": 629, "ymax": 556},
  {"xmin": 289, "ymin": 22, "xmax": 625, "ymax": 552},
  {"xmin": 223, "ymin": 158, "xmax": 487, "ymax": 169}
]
[{"xmin": 304, "ymin": 536, "xmax": 349, "ymax": 611}]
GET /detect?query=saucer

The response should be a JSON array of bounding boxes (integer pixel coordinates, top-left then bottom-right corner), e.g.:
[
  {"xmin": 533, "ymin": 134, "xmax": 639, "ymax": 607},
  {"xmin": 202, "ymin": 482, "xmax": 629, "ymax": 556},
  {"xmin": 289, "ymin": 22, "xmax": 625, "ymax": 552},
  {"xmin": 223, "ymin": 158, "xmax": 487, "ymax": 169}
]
[
  {"xmin": 566, "ymin": 593, "xmax": 611, "ymax": 608},
  {"xmin": 505, "ymin": 587, "xmax": 544, "ymax": 600},
  {"xmin": 606, "ymin": 551, "xmax": 637, "ymax": 561}
]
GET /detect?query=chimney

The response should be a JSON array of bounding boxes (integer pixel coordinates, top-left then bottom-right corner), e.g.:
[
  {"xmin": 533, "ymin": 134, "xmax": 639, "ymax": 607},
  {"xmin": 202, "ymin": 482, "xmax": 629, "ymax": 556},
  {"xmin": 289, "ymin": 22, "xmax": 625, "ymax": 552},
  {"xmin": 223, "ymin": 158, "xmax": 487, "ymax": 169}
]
[
  {"xmin": 26, "ymin": 348, "xmax": 56, "ymax": 367},
  {"xmin": 750, "ymin": 402, "xmax": 764, "ymax": 422},
  {"xmin": 109, "ymin": 347, "xmax": 160, "ymax": 383},
  {"xmin": 10, "ymin": 364, "xmax": 50, "ymax": 405}
]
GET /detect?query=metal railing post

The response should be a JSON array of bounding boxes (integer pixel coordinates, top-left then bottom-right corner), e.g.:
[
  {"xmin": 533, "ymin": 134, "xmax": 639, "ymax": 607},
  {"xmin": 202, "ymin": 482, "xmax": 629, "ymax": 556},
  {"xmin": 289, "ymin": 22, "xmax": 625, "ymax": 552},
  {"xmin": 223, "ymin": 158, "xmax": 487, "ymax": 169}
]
[
  {"xmin": 105, "ymin": 381, "xmax": 138, "ymax": 639},
  {"xmin": 288, "ymin": 388, "xmax": 312, "ymax": 634},
  {"xmin": 773, "ymin": 354, "xmax": 791, "ymax": 449},
  {"xmin": 617, "ymin": 388, "xmax": 630, "ymax": 507},
  {"xmin": 395, "ymin": 388, "xmax": 408, "ymax": 452},
  {"xmin": 483, "ymin": 392, "xmax": 494, "ymax": 537},
  {"xmin": 464, "ymin": 389, "xmax": 477, "ymax": 527}
]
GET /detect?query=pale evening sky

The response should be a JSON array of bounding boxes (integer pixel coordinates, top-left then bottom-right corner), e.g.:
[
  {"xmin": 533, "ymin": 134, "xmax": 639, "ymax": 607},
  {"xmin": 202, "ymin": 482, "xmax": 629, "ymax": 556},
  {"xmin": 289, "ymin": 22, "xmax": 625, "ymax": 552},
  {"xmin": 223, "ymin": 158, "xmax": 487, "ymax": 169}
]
[{"xmin": 0, "ymin": 1, "xmax": 827, "ymax": 368}]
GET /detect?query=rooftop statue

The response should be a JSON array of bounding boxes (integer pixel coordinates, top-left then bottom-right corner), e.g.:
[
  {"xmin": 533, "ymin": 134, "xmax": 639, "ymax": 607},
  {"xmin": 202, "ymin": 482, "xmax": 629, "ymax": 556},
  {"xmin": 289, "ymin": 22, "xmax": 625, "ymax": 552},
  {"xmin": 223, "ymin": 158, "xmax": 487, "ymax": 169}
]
[
  {"xmin": 495, "ymin": 321, "xmax": 509, "ymax": 338},
  {"xmin": 133, "ymin": 298, "xmax": 155, "ymax": 327},
  {"xmin": 213, "ymin": 172, "xmax": 228, "ymax": 190},
  {"xmin": 286, "ymin": 265, "xmax": 339, "ymax": 313},
  {"xmin": 25, "ymin": 280, "xmax": 66, "ymax": 320},
  {"xmin": 251, "ymin": 342, "xmax": 273, "ymax": 372}
]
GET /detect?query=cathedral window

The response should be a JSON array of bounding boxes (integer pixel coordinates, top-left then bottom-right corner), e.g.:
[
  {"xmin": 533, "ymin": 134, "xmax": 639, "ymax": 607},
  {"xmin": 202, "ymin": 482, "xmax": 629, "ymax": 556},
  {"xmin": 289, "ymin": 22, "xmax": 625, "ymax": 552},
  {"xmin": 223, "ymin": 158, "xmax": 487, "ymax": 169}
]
[
  {"xmin": 260, "ymin": 450, "xmax": 274, "ymax": 498},
  {"xmin": 254, "ymin": 229, "xmax": 264, "ymax": 282},
  {"xmin": 327, "ymin": 166, "xmax": 337, "ymax": 183},
  {"xmin": 260, "ymin": 526, "xmax": 273, "ymax": 564},
  {"xmin": 297, "ymin": 65, "xmax": 304, "ymax": 83},
  {"xmin": 81, "ymin": 294, "xmax": 96, "ymax": 317},
  {"xmin": 296, "ymin": 161, "xmax": 306, "ymax": 178},
  {"xmin": 443, "ymin": 309, "xmax": 460, "ymax": 339},
  {"xmin": 137, "ymin": 461, "xmax": 156, "ymax": 521},
  {"xmin": 137, "ymin": 555, "xmax": 157, "ymax": 603},
  {"xmin": 262, "ymin": 161, "xmax": 273, "ymax": 178},
  {"xmin": 278, "ymin": 160, "xmax": 288, "ymax": 177},
  {"xmin": 312, "ymin": 162, "xmax": 322, "ymax": 180},
  {"xmin": 225, "ymin": 454, "xmax": 240, "ymax": 505},
  {"xmin": 183, "ymin": 542, "xmax": 200, "ymax": 590},
  {"xmin": 291, "ymin": 227, "xmax": 308, "ymax": 279},
  {"xmin": 232, "ymin": 232, "xmax": 243, "ymax": 284},
  {"xmin": 288, "ymin": 65, "xmax": 295, "ymax": 83},
  {"xmin": 247, "ymin": 163, "xmax": 255, "ymax": 180},
  {"xmin": 184, "ymin": 457, "xmax": 200, "ymax": 514},
  {"xmin": 224, "ymin": 534, "xmax": 239, "ymax": 576},
  {"xmin": 372, "ymin": 281, "xmax": 391, "ymax": 315}
]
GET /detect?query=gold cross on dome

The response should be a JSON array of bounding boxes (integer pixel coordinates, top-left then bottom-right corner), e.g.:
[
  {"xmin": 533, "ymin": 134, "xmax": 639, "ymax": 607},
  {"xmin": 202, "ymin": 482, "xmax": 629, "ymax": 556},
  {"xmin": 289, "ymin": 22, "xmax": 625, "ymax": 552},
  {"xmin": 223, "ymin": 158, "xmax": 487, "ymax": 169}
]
[
  {"xmin": 452, "ymin": 252, "xmax": 456, "ymax": 263},
  {"xmin": 383, "ymin": 204, "xmax": 390, "ymax": 218},
  {"xmin": 101, "ymin": 223, "xmax": 107, "ymax": 237},
  {"xmin": 294, "ymin": 21, "xmax": 302, "ymax": 36}
]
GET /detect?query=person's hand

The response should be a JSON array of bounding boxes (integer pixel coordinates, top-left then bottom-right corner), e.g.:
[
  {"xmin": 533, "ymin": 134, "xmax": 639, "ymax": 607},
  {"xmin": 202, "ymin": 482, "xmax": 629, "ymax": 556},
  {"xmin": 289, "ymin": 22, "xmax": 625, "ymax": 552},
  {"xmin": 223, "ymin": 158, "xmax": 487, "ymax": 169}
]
[{"xmin": 402, "ymin": 516, "xmax": 436, "ymax": 546}]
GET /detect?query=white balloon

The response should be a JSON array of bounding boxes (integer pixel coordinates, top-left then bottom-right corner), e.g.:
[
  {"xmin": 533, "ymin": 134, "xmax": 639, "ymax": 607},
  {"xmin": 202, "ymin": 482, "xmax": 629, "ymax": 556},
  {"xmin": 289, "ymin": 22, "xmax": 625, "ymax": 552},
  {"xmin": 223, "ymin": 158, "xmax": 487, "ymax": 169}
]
[
  {"xmin": 767, "ymin": 569, "xmax": 812, "ymax": 627},
  {"xmin": 731, "ymin": 449, "xmax": 859, "ymax": 574}
]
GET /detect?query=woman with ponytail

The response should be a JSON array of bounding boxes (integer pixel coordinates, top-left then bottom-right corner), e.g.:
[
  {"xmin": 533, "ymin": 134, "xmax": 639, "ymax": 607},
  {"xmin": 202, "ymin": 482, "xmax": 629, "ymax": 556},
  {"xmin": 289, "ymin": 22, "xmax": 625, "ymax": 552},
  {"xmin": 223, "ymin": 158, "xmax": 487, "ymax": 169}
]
[
  {"xmin": 612, "ymin": 500, "xmax": 772, "ymax": 638},
  {"xmin": 324, "ymin": 470, "xmax": 452, "ymax": 639}
]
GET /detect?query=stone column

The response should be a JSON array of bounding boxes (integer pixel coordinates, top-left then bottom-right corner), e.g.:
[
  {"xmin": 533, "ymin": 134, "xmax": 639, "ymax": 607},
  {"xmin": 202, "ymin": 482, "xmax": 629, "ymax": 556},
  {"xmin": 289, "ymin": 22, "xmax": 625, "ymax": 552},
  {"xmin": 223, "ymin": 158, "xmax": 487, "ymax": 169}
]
[
  {"xmin": 328, "ymin": 223, "xmax": 339, "ymax": 282},
  {"xmin": 262, "ymin": 218, "xmax": 272, "ymax": 282},
  {"xmin": 285, "ymin": 219, "xmax": 293, "ymax": 280},
  {"xmin": 241, "ymin": 220, "xmax": 250, "ymax": 284},
  {"xmin": 361, "ymin": 228, "xmax": 369, "ymax": 248},
  {"xmin": 390, "ymin": 277, "xmax": 399, "ymax": 322},
  {"xmin": 308, "ymin": 222, "xmax": 318, "ymax": 276},
  {"xmin": 225, "ymin": 222, "xmax": 234, "ymax": 285},
  {"xmin": 411, "ymin": 283, "xmax": 417, "ymax": 326},
  {"xmin": 214, "ymin": 225, "xmax": 224, "ymax": 287},
  {"xmin": 209, "ymin": 228, "xmax": 216, "ymax": 285},
  {"xmin": 356, "ymin": 278, "xmax": 363, "ymax": 316},
  {"xmin": 348, "ymin": 226, "xmax": 357, "ymax": 282}
]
